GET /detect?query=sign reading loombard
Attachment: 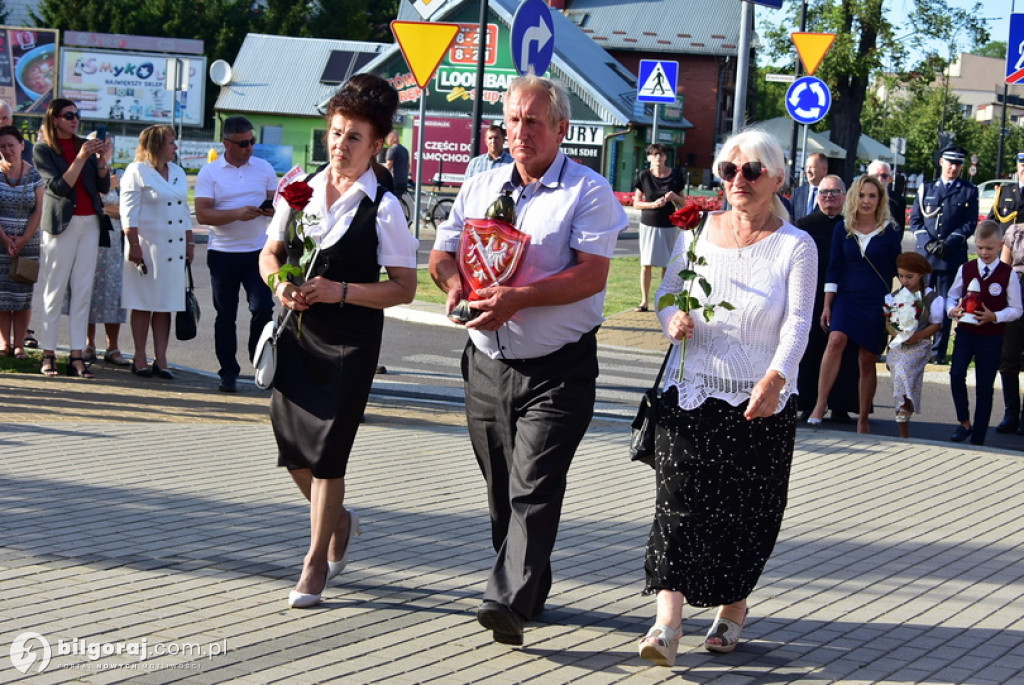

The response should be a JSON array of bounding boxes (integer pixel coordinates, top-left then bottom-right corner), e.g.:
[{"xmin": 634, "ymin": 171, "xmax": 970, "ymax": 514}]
[{"xmin": 60, "ymin": 48, "xmax": 206, "ymax": 125}]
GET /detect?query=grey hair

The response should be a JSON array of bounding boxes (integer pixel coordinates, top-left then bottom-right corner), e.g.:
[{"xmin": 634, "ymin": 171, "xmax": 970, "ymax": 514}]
[
  {"xmin": 505, "ymin": 75, "xmax": 571, "ymax": 125},
  {"xmin": 867, "ymin": 159, "xmax": 890, "ymax": 176},
  {"xmin": 820, "ymin": 174, "xmax": 846, "ymax": 191},
  {"xmin": 223, "ymin": 115, "xmax": 254, "ymax": 136},
  {"xmin": 715, "ymin": 128, "xmax": 790, "ymax": 222}
]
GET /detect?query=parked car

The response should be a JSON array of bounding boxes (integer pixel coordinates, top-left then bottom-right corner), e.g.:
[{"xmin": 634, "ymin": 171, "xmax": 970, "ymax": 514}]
[{"xmin": 977, "ymin": 179, "xmax": 1014, "ymax": 221}]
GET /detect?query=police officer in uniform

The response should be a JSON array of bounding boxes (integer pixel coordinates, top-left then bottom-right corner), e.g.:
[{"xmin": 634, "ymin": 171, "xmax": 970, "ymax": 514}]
[
  {"xmin": 910, "ymin": 145, "xmax": 979, "ymax": 363},
  {"xmin": 988, "ymin": 150, "xmax": 1024, "ymax": 226}
]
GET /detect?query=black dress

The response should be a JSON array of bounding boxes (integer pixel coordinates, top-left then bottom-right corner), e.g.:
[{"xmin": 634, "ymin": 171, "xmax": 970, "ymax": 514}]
[{"xmin": 271, "ymin": 186, "xmax": 385, "ymax": 479}]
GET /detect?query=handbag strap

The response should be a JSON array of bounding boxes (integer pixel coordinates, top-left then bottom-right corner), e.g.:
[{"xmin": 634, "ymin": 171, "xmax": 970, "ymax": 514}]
[
  {"xmin": 274, "ymin": 245, "xmax": 322, "ymax": 340},
  {"xmin": 650, "ymin": 345, "xmax": 671, "ymax": 392},
  {"xmin": 185, "ymin": 261, "xmax": 195, "ymax": 292}
]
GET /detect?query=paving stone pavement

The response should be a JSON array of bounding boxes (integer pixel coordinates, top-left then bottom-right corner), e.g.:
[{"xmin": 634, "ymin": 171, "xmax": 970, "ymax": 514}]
[
  {"xmin": 2, "ymin": 391, "xmax": 1024, "ymax": 683},
  {"xmin": 2, "ymin": 303, "xmax": 1024, "ymax": 683}
]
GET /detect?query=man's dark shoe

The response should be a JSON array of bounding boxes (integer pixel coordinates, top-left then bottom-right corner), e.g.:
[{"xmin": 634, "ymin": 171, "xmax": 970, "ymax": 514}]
[
  {"xmin": 830, "ymin": 411, "xmax": 853, "ymax": 424},
  {"xmin": 950, "ymin": 425, "xmax": 971, "ymax": 443},
  {"xmin": 1017, "ymin": 423, "xmax": 1024, "ymax": 437},
  {"xmin": 995, "ymin": 417, "xmax": 1019, "ymax": 434},
  {"xmin": 218, "ymin": 377, "xmax": 237, "ymax": 393},
  {"xmin": 477, "ymin": 601, "xmax": 523, "ymax": 645}
]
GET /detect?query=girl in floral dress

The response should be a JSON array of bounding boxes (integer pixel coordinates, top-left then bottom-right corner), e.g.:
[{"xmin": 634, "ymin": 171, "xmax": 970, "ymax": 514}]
[{"xmin": 885, "ymin": 252, "xmax": 943, "ymax": 438}]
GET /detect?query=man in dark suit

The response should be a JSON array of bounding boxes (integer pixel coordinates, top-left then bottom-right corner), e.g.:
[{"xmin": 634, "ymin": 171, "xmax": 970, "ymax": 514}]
[
  {"xmin": 795, "ymin": 174, "xmax": 859, "ymax": 422},
  {"xmin": 909, "ymin": 145, "xmax": 979, "ymax": 363},
  {"xmin": 791, "ymin": 152, "xmax": 828, "ymax": 222},
  {"xmin": 868, "ymin": 159, "xmax": 906, "ymax": 231}
]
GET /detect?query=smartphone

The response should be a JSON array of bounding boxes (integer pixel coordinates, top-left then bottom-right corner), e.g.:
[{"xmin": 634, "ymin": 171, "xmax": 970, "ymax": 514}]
[
  {"xmin": 96, "ymin": 125, "xmax": 107, "ymax": 141},
  {"xmin": 259, "ymin": 199, "xmax": 274, "ymax": 211}
]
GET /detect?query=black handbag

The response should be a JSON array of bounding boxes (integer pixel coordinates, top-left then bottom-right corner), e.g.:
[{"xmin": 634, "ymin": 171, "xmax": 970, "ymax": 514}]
[
  {"xmin": 175, "ymin": 262, "xmax": 200, "ymax": 341},
  {"xmin": 630, "ymin": 346, "xmax": 672, "ymax": 469}
]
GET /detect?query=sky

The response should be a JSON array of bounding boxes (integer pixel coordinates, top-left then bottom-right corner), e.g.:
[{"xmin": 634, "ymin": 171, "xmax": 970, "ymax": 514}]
[{"xmin": 757, "ymin": 0, "xmax": 1013, "ymax": 64}]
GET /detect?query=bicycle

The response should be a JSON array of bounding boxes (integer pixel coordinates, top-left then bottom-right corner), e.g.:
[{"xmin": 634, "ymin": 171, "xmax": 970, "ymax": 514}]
[{"xmin": 402, "ymin": 175, "xmax": 454, "ymax": 231}]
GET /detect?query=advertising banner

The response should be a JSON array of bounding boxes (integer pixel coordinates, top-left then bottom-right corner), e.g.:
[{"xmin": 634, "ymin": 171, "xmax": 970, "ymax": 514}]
[
  {"xmin": 60, "ymin": 48, "xmax": 206, "ymax": 125},
  {"xmin": 0, "ymin": 26, "xmax": 58, "ymax": 116}
]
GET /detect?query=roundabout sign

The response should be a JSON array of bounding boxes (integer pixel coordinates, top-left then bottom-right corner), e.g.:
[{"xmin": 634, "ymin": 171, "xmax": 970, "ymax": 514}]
[{"xmin": 786, "ymin": 75, "xmax": 831, "ymax": 125}]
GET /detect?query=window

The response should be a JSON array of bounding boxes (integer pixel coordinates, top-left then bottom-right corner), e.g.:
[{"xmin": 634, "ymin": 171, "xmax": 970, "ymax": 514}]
[{"xmin": 311, "ymin": 129, "xmax": 327, "ymax": 164}]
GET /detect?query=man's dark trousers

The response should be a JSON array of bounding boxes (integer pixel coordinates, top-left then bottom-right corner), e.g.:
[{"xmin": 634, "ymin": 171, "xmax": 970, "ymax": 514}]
[
  {"xmin": 208, "ymin": 249, "xmax": 274, "ymax": 382},
  {"xmin": 462, "ymin": 330, "xmax": 598, "ymax": 621}
]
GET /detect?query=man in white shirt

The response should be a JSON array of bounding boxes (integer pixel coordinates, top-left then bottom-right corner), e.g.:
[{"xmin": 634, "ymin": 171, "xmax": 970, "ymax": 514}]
[
  {"xmin": 195, "ymin": 116, "xmax": 278, "ymax": 392},
  {"xmin": 430, "ymin": 75, "xmax": 627, "ymax": 647},
  {"xmin": 464, "ymin": 124, "xmax": 513, "ymax": 179}
]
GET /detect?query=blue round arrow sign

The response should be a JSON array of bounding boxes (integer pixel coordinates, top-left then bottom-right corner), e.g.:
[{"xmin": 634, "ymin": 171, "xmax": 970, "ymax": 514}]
[
  {"xmin": 785, "ymin": 76, "xmax": 831, "ymax": 125},
  {"xmin": 511, "ymin": 0, "xmax": 555, "ymax": 76}
]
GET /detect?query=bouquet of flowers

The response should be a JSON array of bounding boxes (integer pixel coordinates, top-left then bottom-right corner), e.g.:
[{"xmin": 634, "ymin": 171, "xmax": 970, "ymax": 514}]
[
  {"xmin": 657, "ymin": 204, "xmax": 734, "ymax": 381},
  {"xmin": 884, "ymin": 287, "xmax": 922, "ymax": 349}
]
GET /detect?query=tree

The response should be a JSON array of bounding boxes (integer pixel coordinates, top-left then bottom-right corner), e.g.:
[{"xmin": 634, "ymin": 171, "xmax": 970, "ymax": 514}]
[
  {"xmin": 762, "ymin": 0, "xmax": 989, "ymax": 183},
  {"xmin": 974, "ymin": 41, "xmax": 1007, "ymax": 60}
]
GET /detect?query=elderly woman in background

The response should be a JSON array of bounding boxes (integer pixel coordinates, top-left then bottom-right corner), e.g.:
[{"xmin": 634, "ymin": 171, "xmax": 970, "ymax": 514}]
[
  {"xmin": 259, "ymin": 74, "xmax": 418, "ymax": 609},
  {"xmin": 121, "ymin": 125, "xmax": 193, "ymax": 379},
  {"xmin": 0, "ymin": 125, "xmax": 43, "ymax": 358},
  {"xmin": 638, "ymin": 129, "xmax": 816, "ymax": 667},
  {"xmin": 633, "ymin": 143, "xmax": 685, "ymax": 311},
  {"xmin": 807, "ymin": 175, "xmax": 902, "ymax": 433},
  {"xmin": 33, "ymin": 98, "xmax": 111, "ymax": 378}
]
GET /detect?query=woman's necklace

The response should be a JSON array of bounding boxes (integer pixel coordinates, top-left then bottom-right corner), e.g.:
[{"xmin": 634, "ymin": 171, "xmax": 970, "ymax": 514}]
[{"xmin": 156, "ymin": 163, "xmax": 169, "ymax": 180}]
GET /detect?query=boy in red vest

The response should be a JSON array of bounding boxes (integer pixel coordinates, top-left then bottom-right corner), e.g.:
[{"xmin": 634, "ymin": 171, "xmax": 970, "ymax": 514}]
[{"xmin": 947, "ymin": 220, "xmax": 1024, "ymax": 445}]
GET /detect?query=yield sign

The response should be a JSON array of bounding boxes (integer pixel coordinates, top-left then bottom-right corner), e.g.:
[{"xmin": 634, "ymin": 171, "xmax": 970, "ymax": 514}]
[
  {"xmin": 791, "ymin": 32, "xmax": 835, "ymax": 76},
  {"xmin": 391, "ymin": 21, "xmax": 461, "ymax": 88}
]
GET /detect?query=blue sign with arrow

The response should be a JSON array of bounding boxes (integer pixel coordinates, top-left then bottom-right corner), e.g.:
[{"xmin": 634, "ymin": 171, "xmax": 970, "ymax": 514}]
[
  {"xmin": 511, "ymin": 0, "xmax": 555, "ymax": 76},
  {"xmin": 786, "ymin": 75, "xmax": 831, "ymax": 125}
]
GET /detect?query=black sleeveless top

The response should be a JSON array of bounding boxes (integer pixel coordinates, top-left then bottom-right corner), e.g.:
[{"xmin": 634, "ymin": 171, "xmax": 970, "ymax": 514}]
[{"xmin": 282, "ymin": 183, "xmax": 386, "ymax": 346}]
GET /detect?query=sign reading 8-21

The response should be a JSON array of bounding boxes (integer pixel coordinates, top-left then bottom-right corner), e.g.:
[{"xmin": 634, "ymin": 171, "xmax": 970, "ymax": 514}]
[{"xmin": 449, "ymin": 23, "xmax": 498, "ymax": 66}]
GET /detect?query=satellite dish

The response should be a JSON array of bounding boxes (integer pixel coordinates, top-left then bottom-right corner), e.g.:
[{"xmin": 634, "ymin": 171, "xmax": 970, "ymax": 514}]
[{"xmin": 209, "ymin": 60, "xmax": 232, "ymax": 86}]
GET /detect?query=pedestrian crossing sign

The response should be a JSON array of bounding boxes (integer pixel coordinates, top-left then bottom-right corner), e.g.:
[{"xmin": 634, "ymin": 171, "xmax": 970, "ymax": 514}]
[{"xmin": 637, "ymin": 60, "xmax": 678, "ymax": 104}]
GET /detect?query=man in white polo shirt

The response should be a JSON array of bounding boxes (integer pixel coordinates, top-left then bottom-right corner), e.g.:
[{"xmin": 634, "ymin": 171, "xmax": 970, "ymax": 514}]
[{"xmin": 195, "ymin": 116, "xmax": 278, "ymax": 392}]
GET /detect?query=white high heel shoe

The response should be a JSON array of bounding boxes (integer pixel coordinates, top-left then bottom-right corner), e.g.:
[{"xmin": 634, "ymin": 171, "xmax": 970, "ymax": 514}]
[
  {"xmin": 288, "ymin": 568, "xmax": 328, "ymax": 609},
  {"xmin": 327, "ymin": 510, "xmax": 362, "ymax": 581}
]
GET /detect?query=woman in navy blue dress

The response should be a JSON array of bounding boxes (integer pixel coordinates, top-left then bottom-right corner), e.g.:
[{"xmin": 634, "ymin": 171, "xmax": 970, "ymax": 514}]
[{"xmin": 808, "ymin": 175, "xmax": 902, "ymax": 433}]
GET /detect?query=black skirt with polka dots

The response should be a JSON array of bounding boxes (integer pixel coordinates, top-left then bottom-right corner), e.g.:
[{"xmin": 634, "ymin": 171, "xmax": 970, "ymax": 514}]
[{"xmin": 643, "ymin": 387, "xmax": 797, "ymax": 607}]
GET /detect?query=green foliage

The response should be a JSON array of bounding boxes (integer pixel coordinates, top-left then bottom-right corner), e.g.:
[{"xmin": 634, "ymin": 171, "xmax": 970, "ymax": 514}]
[
  {"xmin": 974, "ymin": 41, "xmax": 1008, "ymax": 60},
  {"xmin": 760, "ymin": 0, "xmax": 989, "ymax": 182}
]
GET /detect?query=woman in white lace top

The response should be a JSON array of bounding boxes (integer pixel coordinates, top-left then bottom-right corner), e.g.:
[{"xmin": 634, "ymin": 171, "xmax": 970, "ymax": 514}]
[{"xmin": 638, "ymin": 130, "xmax": 817, "ymax": 667}]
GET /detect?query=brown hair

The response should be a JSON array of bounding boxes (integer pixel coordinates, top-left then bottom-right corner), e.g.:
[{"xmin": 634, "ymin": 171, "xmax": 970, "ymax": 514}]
[
  {"xmin": 896, "ymin": 251, "xmax": 933, "ymax": 275},
  {"xmin": 324, "ymin": 73, "xmax": 398, "ymax": 141},
  {"xmin": 40, "ymin": 98, "xmax": 80, "ymax": 150},
  {"xmin": 135, "ymin": 125, "xmax": 176, "ymax": 166},
  {"xmin": 0, "ymin": 125, "xmax": 23, "ymax": 143},
  {"xmin": 974, "ymin": 219, "xmax": 1002, "ymax": 242}
]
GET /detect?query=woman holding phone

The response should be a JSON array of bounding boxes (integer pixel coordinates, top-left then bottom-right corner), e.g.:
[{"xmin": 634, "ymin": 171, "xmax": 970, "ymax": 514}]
[
  {"xmin": 120, "ymin": 124, "xmax": 193, "ymax": 379},
  {"xmin": 34, "ymin": 98, "xmax": 111, "ymax": 378}
]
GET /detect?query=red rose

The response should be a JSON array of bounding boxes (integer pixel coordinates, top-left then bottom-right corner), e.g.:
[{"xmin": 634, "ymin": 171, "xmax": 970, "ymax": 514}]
[
  {"xmin": 669, "ymin": 204, "xmax": 702, "ymax": 229},
  {"xmin": 282, "ymin": 180, "xmax": 314, "ymax": 211}
]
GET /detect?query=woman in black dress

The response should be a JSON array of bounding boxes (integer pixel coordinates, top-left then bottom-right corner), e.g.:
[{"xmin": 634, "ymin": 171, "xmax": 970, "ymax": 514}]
[{"xmin": 259, "ymin": 74, "xmax": 418, "ymax": 609}]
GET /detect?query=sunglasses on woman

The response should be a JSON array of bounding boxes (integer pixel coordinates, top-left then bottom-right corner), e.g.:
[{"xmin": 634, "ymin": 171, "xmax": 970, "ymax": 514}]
[
  {"xmin": 717, "ymin": 161, "xmax": 765, "ymax": 183},
  {"xmin": 61, "ymin": 112, "xmax": 81, "ymax": 121}
]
